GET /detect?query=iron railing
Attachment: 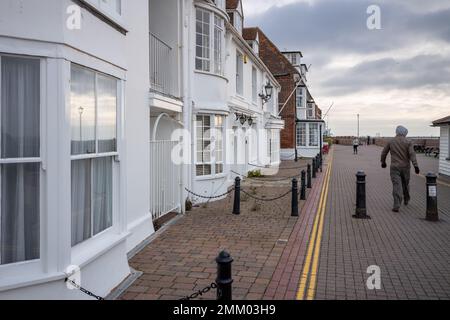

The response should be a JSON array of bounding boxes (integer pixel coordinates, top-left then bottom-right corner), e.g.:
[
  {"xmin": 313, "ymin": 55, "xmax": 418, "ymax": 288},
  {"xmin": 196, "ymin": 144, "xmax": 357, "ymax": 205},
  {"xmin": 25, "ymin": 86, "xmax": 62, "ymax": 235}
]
[
  {"xmin": 149, "ymin": 32, "xmax": 179, "ymax": 98},
  {"xmin": 150, "ymin": 140, "xmax": 181, "ymax": 221}
]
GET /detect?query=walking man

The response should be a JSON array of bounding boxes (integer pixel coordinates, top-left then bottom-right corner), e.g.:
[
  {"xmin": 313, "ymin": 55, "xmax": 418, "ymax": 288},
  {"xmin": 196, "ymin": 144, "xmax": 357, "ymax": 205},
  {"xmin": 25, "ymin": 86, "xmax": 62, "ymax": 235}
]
[
  {"xmin": 381, "ymin": 126, "xmax": 420, "ymax": 212},
  {"xmin": 353, "ymin": 137, "xmax": 360, "ymax": 154}
]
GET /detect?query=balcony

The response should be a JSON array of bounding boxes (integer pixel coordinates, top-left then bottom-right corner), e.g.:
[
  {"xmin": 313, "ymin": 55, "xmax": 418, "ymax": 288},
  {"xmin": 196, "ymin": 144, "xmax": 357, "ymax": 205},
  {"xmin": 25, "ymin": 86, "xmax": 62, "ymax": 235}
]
[{"xmin": 149, "ymin": 32, "xmax": 179, "ymax": 99}]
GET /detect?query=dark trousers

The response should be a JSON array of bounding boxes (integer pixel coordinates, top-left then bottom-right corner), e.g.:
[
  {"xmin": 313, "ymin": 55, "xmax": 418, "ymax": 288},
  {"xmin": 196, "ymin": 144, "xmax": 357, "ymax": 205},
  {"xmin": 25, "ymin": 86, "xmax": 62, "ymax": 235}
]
[
  {"xmin": 353, "ymin": 145, "xmax": 358, "ymax": 154},
  {"xmin": 390, "ymin": 167, "xmax": 411, "ymax": 209}
]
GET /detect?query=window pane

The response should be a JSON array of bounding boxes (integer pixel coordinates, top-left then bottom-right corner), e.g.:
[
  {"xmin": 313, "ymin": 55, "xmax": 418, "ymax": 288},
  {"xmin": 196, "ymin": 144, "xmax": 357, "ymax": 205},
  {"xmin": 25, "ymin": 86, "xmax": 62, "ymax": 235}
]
[
  {"xmin": 1, "ymin": 163, "xmax": 40, "ymax": 264},
  {"xmin": 97, "ymin": 74, "xmax": 117, "ymax": 153},
  {"xmin": 71, "ymin": 65, "xmax": 96, "ymax": 155},
  {"xmin": 1, "ymin": 56, "xmax": 40, "ymax": 159},
  {"xmin": 93, "ymin": 157, "xmax": 113, "ymax": 235},
  {"xmin": 71, "ymin": 159, "xmax": 92, "ymax": 246}
]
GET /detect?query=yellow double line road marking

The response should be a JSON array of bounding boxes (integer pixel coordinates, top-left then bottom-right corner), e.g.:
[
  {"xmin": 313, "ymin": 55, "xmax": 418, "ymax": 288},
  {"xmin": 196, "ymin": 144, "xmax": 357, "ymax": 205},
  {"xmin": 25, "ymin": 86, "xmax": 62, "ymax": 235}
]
[{"xmin": 296, "ymin": 152, "xmax": 333, "ymax": 300}]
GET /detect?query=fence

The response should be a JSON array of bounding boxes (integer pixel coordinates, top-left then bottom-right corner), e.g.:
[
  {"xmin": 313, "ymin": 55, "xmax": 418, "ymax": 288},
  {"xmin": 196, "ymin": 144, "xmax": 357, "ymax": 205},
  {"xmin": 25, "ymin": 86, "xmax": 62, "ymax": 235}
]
[
  {"xmin": 149, "ymin": 33, "xmax": 179, "ymax": 98},
  {"xmin": 150, "ymin": 140, "xmax": 181, "ymax": 221}
]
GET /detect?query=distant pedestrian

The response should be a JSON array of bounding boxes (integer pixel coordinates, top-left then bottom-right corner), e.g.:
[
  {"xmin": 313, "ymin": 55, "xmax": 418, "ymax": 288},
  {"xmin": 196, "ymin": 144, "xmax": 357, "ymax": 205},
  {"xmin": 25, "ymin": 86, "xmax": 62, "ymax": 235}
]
[
  {"xmin": 353, "ymin": 138, "xmax": 360, "ymax": 154},
  {"xmin": 381, "ymin": 126, "xmax": 420, "ymax": 212}
]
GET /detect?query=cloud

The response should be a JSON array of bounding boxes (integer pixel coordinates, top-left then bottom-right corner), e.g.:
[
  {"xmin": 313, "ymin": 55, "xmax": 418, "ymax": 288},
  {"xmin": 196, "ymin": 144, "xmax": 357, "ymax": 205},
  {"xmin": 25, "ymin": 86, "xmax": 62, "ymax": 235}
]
[{"xmin": 243, "ymin": 0, "xmax": 450, "ymax": 136}]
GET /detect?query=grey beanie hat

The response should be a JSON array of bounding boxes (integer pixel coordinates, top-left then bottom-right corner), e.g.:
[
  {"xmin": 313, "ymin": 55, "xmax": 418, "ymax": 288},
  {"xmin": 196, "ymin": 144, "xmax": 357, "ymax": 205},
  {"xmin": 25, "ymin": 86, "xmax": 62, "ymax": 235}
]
[{"xmin": 396, "ymin": 125, "xmax": 408, "ymax": 137}]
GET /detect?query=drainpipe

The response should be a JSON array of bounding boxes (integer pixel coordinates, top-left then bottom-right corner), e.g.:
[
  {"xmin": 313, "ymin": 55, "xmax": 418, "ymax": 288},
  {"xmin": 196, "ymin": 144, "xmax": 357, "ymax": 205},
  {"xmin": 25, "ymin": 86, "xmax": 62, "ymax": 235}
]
[{"xmin": 182, "ymin": 0, "xmax": 194, "ymax": 205}]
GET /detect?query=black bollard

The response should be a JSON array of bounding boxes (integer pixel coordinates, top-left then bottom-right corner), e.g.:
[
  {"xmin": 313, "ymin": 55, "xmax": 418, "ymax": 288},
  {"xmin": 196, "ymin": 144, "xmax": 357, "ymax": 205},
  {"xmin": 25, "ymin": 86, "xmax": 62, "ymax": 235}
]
[
  {"xmin": 216, "ymin": 251, "xmax": 233, "ymax": 301},
  {"xmin": 312, "ymin": 159, "xmax": 317, "ymax": 178},
  {"xmin": 353, "ymin": 171, "xmax": 370, "ymax": 219},
  {"xmin": 307, "ymin": 164, "xmax": 312, "ymax": 189},
  {"xmin": 300, "ymin": 170, "xmax": 306, "ymax": 200},
  {"xmin": 426, "ymin": 173, "xmax": 439, "ymax": 221},
  {"xmin": 316, "ymin": 155, "xmax": 320, "ymax": 172},
  {"xmin": 232, "ymin": 177, "xmax": 241, "ymax": 215},
  {"xmin": 291, "ymin": 178, "xmax": 299, "ymax": 217},
  {"xmin": 319, "ymin": 154, "xmax": 323, "ymax": 172}
]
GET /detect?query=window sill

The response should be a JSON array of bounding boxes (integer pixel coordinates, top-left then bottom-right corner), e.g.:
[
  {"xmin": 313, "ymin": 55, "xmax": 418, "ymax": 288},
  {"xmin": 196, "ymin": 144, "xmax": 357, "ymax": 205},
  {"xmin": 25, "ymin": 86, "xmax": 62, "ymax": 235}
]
[
  {"xmin": 76, "ymin": 0, "xmax": 128, "ymax": 35},
  {"xmin": 195, "ymin": 173, "xmax": 227, "ymax": 181},
  {"xmin": 194, "ymin": 70, "xmax": 228, "ymax": 82},
  {"xmin": 71, "ymin": 230, "xmax": 130, "ymax": 269},
  {"xmin": 0, "ymin": 270, "xmax": 67, "ymax": 293}
]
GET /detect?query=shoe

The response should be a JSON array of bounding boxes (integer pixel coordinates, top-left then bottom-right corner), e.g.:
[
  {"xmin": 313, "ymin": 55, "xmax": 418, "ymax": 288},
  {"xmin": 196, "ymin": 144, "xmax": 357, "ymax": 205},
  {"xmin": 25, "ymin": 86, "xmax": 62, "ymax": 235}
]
[{"xmin": 392, "ymin": 208, "xmax": 400, "ymax": 213}]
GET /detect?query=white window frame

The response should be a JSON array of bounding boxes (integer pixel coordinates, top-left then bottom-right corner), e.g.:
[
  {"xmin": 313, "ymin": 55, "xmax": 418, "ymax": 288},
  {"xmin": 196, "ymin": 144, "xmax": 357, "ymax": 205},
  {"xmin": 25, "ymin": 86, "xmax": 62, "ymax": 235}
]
[
  {"xmin": 83, "ymin": 0, "xmax": 124, "ymax": 25},
  {"xmin": 252, "ymin": 67, "xmax": 258, "ymax": 104},
  {"xmin": 297, "ymin": 123, "xmax": 307, "ymax": 147},
  {"xmin": 0, "ymin": 54, "xmax": 45, "ymax": 275},
  {"xmin": 236, "ymin": 51, "xmax": 244, "ymax": 96},
  {"xmin": 296, "ymin": 87, "xmax": 304, "ymax": 109},
  {"xmin": 270, "ymin": 130, "xmax": 280, "ymax": 164},
  {"xmin": 196, "ymin": 8, "xmax": 211, "ymax": 72},
  {"xmin": 213, "ymin": 15, "xmax": 224, "ymax": 75},
  {"xmin": 195, "ymin": 8, "xmax": 224, "ymax": 75},
  {"xmin": 309, "ymin": 123, "xmax": 319, "ymax": 147},
  {"xmin": 214, "ymin": 0, "xmax": 226, "ymax": 11},
  {"xmin": 307, "ymin": 103, "xmax": 315, "ymax": 119},
  {"xmin": 234, "ymin": 12, "xmax": 243, "ymax": 34},
  {"xmin": 70, "ymin": 64, "xmax": 119, "ymax": 249},
  {"xmin": 195, "ymin": 114, "xmax": 225, "ymax": 178}
]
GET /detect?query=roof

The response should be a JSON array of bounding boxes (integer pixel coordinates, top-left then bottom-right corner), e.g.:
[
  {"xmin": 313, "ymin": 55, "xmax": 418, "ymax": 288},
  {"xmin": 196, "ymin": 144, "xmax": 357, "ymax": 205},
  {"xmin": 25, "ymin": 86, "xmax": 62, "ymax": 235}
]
[
  {"xmin": 242, "ymin": 28, "xmax": 258, "ymax": 41},
  {"xmin": 226, "ymin": 0, "xmax": 239, "ymax": 10},
  {"xmin": 243, "ymin": 27, "xmax": 299, "ymax": 77},
  {"xmin": 432, "ymin": 115, "xmax": 450, "ymax": 126},
  {"xmin": 281, "ymin": 51, "xmax": 303, "ymax": 58}
]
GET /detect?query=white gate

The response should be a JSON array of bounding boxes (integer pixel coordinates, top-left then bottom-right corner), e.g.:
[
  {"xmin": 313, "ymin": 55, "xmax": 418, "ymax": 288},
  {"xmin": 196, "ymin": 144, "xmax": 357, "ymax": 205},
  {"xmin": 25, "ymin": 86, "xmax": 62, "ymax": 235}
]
[{"xmin": 150, "ymin": 140, "xmax": 181, "ymax": 220}]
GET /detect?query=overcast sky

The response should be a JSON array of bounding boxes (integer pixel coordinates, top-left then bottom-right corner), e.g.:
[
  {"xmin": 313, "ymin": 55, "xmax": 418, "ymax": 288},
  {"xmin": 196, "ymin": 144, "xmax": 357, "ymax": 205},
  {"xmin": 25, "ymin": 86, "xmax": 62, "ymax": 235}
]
[{"xmin": 243, "ymin": 0, "xmax": 450, "ymax": 136}]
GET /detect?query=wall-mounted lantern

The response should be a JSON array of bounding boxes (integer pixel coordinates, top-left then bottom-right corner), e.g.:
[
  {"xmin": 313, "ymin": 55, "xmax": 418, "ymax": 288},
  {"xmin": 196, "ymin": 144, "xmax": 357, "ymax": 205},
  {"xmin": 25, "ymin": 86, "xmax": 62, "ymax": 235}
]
[
  {"xmin": 235, "ymin": 113, "xmax": 254, "ymax": 126},
  {"xmin": 259, "ymin": 82, "xmax": 274, "ymax": 104}
]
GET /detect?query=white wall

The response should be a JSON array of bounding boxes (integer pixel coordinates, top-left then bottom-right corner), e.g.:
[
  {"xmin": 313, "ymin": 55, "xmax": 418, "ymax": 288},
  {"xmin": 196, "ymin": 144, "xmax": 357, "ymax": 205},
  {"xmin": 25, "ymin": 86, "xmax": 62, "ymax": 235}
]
[
  {"xmin": 439, "ymin": 126, "xmax": 450, "ymax": 177},
  {"xmin": 0, "ymin": 0, "xmax": 151, "ymax": 299},
  {"xmin": 123, "ymin": 0, "xmax": 154, "ymax": 252}
]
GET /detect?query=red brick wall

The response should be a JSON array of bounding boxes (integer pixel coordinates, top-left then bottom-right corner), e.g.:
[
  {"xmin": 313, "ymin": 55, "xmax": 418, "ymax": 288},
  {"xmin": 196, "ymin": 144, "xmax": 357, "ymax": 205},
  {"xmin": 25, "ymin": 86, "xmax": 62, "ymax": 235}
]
[
  {"xmin": 277, "ymin": 75, "xmax": 296, "ymax": 148},
  {"xmin": 257, "ymin": 28, "xmax": 298, "ymax": 149}
]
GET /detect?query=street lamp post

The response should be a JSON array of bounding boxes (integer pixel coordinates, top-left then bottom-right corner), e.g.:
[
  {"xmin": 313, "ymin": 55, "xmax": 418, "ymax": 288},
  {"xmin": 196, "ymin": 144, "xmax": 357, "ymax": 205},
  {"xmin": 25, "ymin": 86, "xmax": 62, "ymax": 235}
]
[{"xmin": 357, "ymin": 114, "xmax": 360, "ymax": 139}]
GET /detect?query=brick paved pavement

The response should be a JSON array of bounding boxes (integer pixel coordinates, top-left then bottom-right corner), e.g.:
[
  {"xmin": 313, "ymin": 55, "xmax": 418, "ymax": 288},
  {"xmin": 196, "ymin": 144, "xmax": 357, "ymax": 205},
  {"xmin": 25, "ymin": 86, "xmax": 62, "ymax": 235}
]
[
  {"xmin": 314, "ymin": 145, "xmax": 450, "ymax": 300},
  {"xmin": 119, "ymin": 158, "xmax": 325, "ymax": 300}
]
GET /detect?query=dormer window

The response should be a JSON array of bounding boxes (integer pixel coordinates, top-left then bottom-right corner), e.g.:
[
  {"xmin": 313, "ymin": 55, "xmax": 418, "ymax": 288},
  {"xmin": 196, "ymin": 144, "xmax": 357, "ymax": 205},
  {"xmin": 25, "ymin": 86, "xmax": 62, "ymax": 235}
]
[
  {"xmin": 234, "ymin": 12, "xmax": 242, "ymax": 34},
  {"xmin": 213, "ymin": 0, "xmax": 225, "ymax": 11}
]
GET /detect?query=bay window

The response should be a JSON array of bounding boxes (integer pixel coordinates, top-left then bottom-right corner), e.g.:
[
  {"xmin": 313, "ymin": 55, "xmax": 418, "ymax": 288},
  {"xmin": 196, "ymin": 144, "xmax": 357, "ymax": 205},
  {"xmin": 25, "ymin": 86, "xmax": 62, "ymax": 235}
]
[
  {"xmin": 214, "ymin": 15, "xmax": 224, "ymax": 75},
  {"xmin": 252, "ymin": 67, "xmax": 257, "ymax": 103},
  {"xmin": 297, "ymin": 123, "xmax": 307, "ymax": 147},
  {"xmin": 70, "ymin": 64, "xmax": 117, "ymax": 247},
  {"xmin": 236, "ymin": 51, "xmax": 244, "ymax": 95},
  {"xmin": 309, "ymin": 123, "xmax": 319, "ymax": 147},
  {"xmin": 196, "ymin": 9, "xmax": 224, "ymax": 75},
  {"xmin": 196, "ymin": 115, "xmax": 225, "ymax": 177},
  {"xmin": 0, "ymin": 55, "xmax": 41, "ymax": 265},
  {"xmin": 234, "ymin": 12, "xmax": 243, "ymax": 34}
]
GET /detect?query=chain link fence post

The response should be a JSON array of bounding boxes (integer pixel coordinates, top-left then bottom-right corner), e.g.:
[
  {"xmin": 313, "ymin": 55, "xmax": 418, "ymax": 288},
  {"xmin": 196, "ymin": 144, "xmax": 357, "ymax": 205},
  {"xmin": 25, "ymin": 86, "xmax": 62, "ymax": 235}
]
[
  {"xmin": 232, "ymin": 177, "xmax": 241, "ymax": 215},
  {"xmin": 291, "ymin": 178, "xmax": 299, "ymax": 217},
  {"xmin": 307, "ymin": 164, "xmax": 312, "ymax": 189},
  {"xmin": 300, "ymin": 170, "xmax": 306, "ymax": 200}
]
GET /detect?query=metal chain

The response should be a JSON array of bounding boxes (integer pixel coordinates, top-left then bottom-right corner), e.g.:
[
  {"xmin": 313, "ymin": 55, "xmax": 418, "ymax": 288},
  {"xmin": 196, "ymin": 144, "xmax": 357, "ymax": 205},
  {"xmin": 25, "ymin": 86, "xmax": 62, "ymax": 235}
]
[
  {"xmin": 248, "ymin": 162, "xmax": 309, "ymax": 171},
  {"xmin": 241, "ymin": 189, "xmax": 292, "ymax": 202},
  {"xmin": 179, "ymin": 282, "xmax": 218, "ymax": 301},
  {"xmin": 231, "ymin": 170, "xmax": 301, "ymax": 182},
  {"xmin": 185, "ymin": 188, "xmax": 234, "ymax": 200},
  {"xmin": 65, "ymin": 278, "xmax": 105, "ymax": 300}
]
